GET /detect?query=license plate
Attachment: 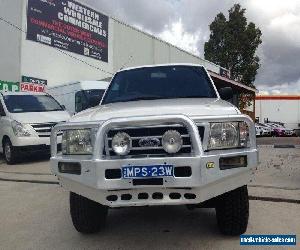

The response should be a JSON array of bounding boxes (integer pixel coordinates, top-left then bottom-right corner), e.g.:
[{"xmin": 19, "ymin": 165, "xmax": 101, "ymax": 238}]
[{"xmin": 122, "ymin": 165, "xmax": 174, "ymax": 179}]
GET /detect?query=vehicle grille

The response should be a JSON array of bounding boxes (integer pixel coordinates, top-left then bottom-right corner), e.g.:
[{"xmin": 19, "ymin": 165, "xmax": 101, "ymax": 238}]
[
  {"xmin": 31, "ymin": 122, "xmax": 64, "ymax": 137},
  {"xmin": 105, "ymin": 124, "xmax": 204, "ymax": 158}
]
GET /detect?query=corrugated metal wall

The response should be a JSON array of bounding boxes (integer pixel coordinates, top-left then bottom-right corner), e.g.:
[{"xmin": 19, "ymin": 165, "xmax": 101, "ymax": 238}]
[
  {"xmin": 256, "ymin": 98, "xmax": 300, "ymax": 129},
  {"xmin": 2, "ymin": 0, "xmax": 223, "ymax": 86},
  {"xmin": 112, "ymin": 19, "xmax": 220, "ymax": 74},
  {"xmin": 0, "ymin": 0, "xmax": 23, "ymax": 82}
]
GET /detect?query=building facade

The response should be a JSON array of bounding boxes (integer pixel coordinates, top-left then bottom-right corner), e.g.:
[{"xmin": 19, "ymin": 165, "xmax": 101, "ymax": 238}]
[
  {"xmin": 256, "ymin": 95, "xmax": 300, "ymax": 129},
  {"xmin": 0, "ymin": 0, "xmax": 256, "ymax": 117}
]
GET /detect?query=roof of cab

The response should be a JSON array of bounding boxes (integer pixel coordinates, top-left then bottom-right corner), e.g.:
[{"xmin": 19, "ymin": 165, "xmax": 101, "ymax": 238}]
[{"xmin": 118, "ymin": 63, "xmax": 205, "ymax": 73}]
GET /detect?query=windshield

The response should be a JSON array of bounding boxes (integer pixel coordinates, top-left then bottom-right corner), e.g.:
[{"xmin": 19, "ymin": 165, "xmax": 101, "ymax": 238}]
[
  {"xmin": 3, "ymin": 94, "xmax": 63, "ymax": 113},
  {"xmin": 102, "ymin": 66, "xmax": 217, "ymax": 105}
]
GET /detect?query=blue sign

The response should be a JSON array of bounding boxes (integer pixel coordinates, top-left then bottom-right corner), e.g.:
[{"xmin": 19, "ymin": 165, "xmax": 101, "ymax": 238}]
[{"xmin": 240, "ymin": 235, "xmax": 296, "ymax": 246}]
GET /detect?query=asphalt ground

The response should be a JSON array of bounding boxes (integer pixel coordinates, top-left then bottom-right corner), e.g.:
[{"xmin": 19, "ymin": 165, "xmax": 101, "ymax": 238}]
[
  {"xmin": 1, "ymin": 181, "xmax": 299, "ymax": 250},
  {"xmin": 0, "ymin": 143, "xmax": 300, "ymax": 249}
]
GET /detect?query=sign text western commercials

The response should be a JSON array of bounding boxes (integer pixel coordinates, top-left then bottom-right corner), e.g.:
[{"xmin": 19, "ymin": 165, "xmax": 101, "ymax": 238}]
[{"xmin": 27, "ymin": 0, "xmax": 109, "ymax": 62}]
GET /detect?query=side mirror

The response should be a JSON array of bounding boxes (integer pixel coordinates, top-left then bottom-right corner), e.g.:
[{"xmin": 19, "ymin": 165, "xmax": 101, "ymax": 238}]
[
  {"xmin": 88, "ymin": 96, "xmax": 100, "ymax": 108},
  {"xmin": 219, "ymin": 87, "xmax": 233, "ymax": 100}
]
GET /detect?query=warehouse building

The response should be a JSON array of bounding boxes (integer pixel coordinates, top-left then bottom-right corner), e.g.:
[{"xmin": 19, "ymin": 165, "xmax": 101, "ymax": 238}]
[
  {"xmin": 256, "ymin": 95, "xmax": 300, "ymax": 130},
  {"xmin": 0, "ymin": 0, "xmax": 256, "ymax": 118}
]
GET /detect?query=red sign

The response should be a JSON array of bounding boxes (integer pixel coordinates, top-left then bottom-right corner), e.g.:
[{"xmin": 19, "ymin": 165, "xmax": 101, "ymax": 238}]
[{"xmin": 20, "ymin": 82, "xmax": 45, "ymax": 92}]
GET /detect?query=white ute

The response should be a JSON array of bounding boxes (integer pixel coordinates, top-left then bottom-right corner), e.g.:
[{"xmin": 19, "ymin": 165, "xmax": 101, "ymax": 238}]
[
  {"xmin": 0, "ymin": 91, "xmax": 70, "ymax": 164},
  {"xmin": 51, "ymin": 64, "xmax": 258, "ymax": 235}
]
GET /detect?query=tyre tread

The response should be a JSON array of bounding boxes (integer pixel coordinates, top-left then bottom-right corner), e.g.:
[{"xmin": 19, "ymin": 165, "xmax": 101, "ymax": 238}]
[
  {"xmin": 216, "ymin": 185, "xmax": 249, "ymax": 236},
  {"xmin": 3, "ymin": 139, "xmax": 18, "ymax": 165},
  {"xmin": 70, "ymin": 192, "xmax": 108, "ymax": 234}
]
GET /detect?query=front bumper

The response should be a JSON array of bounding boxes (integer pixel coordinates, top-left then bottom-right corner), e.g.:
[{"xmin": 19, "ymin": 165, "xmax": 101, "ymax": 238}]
[
  {"xmin": 11, "ymin": 135, "xmax": 62, "ymax": 147},
  {"xmin": 52, "ymin": 150, "xmax": 257, "ymax": 207},
  {"xmin": 50, "ymin": 114, "xmax": 258, "ymax": 207},
  {"xmin": 275, "ymin": 131, "xmax": 285, "ymax": 136},
  {"xmin": 262, "ymin": 131, "xmax": 271, "ymax": 136},
  {"xmin": 15, "ymin": 144, "xmax": 61, "ymax": 155},
  {"xmin": 284, "ymin": 131, "xmax": 294, "ymax": 136}
]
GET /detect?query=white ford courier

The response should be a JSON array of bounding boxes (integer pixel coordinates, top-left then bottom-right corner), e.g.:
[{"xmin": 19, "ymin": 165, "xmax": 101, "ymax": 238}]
[{"xmin": 51, "ymin": 64, "xmax": 258, "ymax": 235}]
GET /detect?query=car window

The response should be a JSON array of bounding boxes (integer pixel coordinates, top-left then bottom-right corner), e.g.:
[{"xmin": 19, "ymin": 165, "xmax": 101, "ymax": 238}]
[
  {"xmin": 75, "ymin": 91, "xmax": 85, "ymax": 113},
  {"xmin": 75, "ymin": 89, "xmax": 105, "ymax": 112}
]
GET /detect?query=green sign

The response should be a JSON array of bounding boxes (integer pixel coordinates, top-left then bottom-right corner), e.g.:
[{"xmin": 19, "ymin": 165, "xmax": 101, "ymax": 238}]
[
  {"xmin": 22, "ymin": 76, "xmax": 47, "ymax": 85},
  {"xmin": 0, "ymin": 80, "xmax": 20, "ymax": 92}
]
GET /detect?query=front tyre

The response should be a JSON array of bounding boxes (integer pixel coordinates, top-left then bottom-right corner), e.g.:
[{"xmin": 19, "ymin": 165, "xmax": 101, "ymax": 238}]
[
  {"xmin": 215, "ymin": 186, "xmax": 249, "ymax": 236},
  {"xmin": 70, "ymin": 192, "xmax": 108, "ymax": 234},
  {"xmin": 3, "ymin": 138, "xmax": 18, "ymax": 165}
]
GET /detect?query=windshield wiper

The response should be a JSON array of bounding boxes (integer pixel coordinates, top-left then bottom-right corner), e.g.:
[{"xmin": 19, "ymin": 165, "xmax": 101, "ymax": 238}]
[{"xmin": 125, "ymin": 95, "xmax": 164, "ymax": 102}]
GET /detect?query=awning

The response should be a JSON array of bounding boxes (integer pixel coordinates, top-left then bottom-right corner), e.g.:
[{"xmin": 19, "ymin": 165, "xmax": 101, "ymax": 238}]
[
  {"xmin": 208, "ymin": 70, "xmax": 258, "ymax": 94},
  {"xmin": 256, "ymin": 95, "xmax": 300, "ymax": 100}
]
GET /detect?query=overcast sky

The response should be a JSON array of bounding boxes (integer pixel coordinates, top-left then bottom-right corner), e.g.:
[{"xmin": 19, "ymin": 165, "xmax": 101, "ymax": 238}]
[{"xmin": 83, "ymin": 0, "xmax": 300, "ymax": 95}]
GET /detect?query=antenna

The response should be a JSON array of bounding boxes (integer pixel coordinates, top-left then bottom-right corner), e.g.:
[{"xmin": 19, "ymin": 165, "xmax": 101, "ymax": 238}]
[{"xmin": 119, "ymin": 55, "xmax": 133, "ymax": 70}]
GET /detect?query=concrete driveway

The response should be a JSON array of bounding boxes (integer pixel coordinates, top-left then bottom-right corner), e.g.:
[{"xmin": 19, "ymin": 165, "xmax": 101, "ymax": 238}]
[
  {"xmin": 0, "ymin": 146, "xmax": 299, "ymax": 250},
  {"xmin": 0, "ymin": 181, "xmax": 299, "ymax": 250}
]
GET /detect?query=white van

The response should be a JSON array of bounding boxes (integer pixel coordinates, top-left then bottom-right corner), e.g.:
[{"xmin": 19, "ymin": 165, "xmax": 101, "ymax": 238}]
[
  {"xmin": 0, "ymin": 91, "xmax": 71, "ymax": 164},
  {"xmin": 47, "ymin": 81, "xmax": 109, "ymax": 114}
]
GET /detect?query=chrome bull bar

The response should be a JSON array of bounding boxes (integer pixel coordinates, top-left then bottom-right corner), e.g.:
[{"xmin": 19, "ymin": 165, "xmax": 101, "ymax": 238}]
[
  {"xmin": 51, "ymin": 114, "xmax": 256, "ymax": 159},
  {"xmin": 51, "ymin": 114, "xmax": 203, "ymax": 160}
]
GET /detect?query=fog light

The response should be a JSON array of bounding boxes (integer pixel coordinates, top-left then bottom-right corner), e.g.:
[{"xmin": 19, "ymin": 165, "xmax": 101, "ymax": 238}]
[
  {"xmin": 219, "ymin": 156, "xmax": 247, "ymax": 170},
  {"xmin": 58, "ymin": 162, "xmax": 81, "ymax": 175},
  {"xmin": 162, "ymin": 130, "xmax": 183, "ymax": 154},
  {"xmin": 112, "ymin": 132, "xmax": 132, "ymax": 156}
]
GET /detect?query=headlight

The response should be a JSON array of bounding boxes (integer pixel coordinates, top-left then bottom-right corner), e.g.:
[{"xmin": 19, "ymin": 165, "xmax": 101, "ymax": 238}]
[
  {"xmin": 208, "ymin": 122, "xmax": 249, "ymax": 150},
  {"xmin": 162, "ymin": 130, "xmax": 183, "ymax": 154},
  {"xmin": 112, "ymin": 132, "xmax": 131, "ymax": 156},
  {"xmin": 62, "ymin": 129, "xmax": 94, "ymax": 155},
  {"xmin": 11, "ymin": 120, "xmax": 35, "ymax": 137}
]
